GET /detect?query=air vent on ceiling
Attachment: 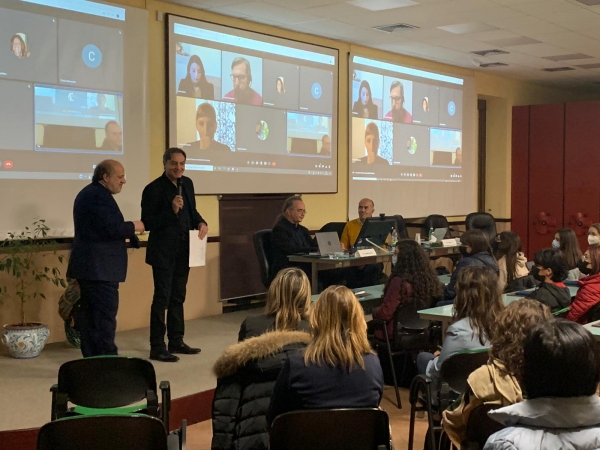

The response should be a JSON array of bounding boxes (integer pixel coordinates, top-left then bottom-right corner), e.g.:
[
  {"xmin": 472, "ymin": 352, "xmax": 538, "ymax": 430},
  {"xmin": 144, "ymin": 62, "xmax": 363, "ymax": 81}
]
[
  {"xmin": 543, "ymin": 67, "xmax": 575, "ymax": 72},
  {"xmin": 480, "ymin": 62, "xmax": 508, "ymax": 68},
  {"xmin": 471, "ymin": 49, "xmax": 509, "ymax": 57},
  {"xmin": 374, "ymin": 23, "xmax": 419, "ymax": 33}
]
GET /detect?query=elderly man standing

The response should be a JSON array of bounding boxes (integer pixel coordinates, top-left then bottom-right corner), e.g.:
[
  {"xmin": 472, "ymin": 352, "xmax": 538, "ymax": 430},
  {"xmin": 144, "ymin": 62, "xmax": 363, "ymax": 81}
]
[{"xmin": 68, "ymin": 160, "xmax": 144, "ymax": 357}]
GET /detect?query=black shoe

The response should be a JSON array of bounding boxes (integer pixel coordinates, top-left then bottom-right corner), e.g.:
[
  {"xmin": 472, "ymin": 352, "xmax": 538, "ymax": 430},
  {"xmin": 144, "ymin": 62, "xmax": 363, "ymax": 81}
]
[
  {"xmin": 168, "ymin": 342, "xmax": 201, "ymax": 355},
  {"xmin": 149, "ymin": 348, "xmax": 180, "ymax": 362}
]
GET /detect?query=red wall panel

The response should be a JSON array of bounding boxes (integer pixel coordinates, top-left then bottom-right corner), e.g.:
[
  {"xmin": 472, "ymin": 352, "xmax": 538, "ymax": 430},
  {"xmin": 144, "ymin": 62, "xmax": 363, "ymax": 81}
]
[
  {"xmin": 528, "ymin": 104, "xmax": 564, "ymax": 256},
  {"xmin": 511, "ymin": 106, "xmax": 530, "ymax": 257},
  {"xmin": 564, "ymin": 102, "xmax": 600, "ymax": 250}
]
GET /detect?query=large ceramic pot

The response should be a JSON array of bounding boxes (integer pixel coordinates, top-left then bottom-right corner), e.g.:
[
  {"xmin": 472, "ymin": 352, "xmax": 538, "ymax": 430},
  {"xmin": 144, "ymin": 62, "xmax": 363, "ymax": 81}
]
[{"xmin": 2, "ymin": 323, "xmax": 50, "ymax": 359}]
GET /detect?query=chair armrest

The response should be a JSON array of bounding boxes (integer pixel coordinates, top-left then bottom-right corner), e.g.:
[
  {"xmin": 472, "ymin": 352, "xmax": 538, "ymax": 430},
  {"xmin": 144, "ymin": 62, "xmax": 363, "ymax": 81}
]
[
  {"xmin": 409, "ymin": 374, "xmax": 432, "ymax": 405},
  {"xmin": 370, "ymin": 319, "xmax": 386, "ymax": 327},
  {"xmin": 147, "ymin": 389, "xmax": 159, "ymax": 420},
  {"xmin": 160, "ymin": 381, "xmax": 171, "ymax": 431}
]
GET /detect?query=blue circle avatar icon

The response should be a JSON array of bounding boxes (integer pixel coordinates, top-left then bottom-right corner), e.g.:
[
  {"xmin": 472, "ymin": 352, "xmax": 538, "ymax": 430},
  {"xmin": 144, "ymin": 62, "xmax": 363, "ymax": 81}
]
[
  {"xmin": 82, "ymin": 44, "xmax": 102, "ymax": 69},
  {"xmin": 311, "ymin": 82, "xmax": 322, "ymax": 99},
  {"xmin": 448, "ymin": 101, "xmax": 456, "ymax": 116}
]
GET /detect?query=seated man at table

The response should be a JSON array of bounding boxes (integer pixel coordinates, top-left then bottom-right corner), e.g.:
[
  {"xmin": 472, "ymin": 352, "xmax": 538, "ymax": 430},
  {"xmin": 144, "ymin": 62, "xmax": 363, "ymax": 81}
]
[{"xmin": 340, "ymin": 198, "xmax": 383, "ymax": 288}]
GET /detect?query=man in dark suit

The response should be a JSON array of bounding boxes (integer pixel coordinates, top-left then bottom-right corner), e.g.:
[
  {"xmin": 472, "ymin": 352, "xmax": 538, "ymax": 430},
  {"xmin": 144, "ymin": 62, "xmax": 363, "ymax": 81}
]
[
  {"xmin": 142, "ymin": 148, "xmax": 208, "ymax": 362},
  {"xmin": 271, "ymin": 196, "xmax": 317, "ymax": 279},
  {"xmin": 68, "ymin": 160, "xmax": 145, "ymax": 357}
]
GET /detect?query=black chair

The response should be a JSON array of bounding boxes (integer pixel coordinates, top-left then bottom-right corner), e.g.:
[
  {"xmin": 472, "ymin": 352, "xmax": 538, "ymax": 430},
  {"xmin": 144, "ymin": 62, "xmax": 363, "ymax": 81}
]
[
  {"xmin": 269, "ymin": 408, "xmax": 390, "ymax": 450},
  {"xmin": 463, "ymin": 404, "xmax": 505, "ymax": 450},
  {"xmin": 37, "ymin": 414, "xmax": 186, "ymax": 450},
  {"xmin": 371, "ymin": 301, "xmax": 439, "ymax": 409},
  {"xmin": 390, "ymin": 214, "xmax": 409, "ymax": 240},
  {"xmin": 253, "ymin": 229, "xmax": 274, "ymax": 289},
  {"xmin": 407, "ymin": 348, "xmax": 489, "ymax": 450},
  {"xmin": 50, "ymin": 356, "xmax": 171, "ymax": 428},
  {"xmin": 319, "ymin": 221, "xmax": 347, "ymax": 239},
  {"xmin": 423, "ymin": 215, "xmax": 450, "ymax": 239},
  {"xmin": 586, "ymin": 302, "xmax": 600, "ymax": 322},
  {"xmin": 465, "ymin": 213, "xmax": 497, "ymax": 243}
]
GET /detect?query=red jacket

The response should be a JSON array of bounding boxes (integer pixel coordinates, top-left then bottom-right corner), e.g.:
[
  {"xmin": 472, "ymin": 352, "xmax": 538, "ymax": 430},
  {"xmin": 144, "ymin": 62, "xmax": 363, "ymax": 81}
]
[
  {"xmin": 567, "ymin": 273, "xmax": 600, "ymax": 323},
  {"xmin": 373, "ymin": 277, "xmax": 412, "ymax": 340}
]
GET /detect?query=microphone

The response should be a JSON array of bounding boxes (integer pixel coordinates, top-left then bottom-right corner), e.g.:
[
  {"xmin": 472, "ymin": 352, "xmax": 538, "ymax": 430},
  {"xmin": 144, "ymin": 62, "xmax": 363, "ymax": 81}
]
[{"xmin": 177, "ymin": 177, "xmax": 183, "ymax": 197}]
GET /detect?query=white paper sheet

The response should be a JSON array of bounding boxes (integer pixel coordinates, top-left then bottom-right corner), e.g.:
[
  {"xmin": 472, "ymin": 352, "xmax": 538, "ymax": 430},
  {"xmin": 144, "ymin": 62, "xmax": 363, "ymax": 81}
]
[{"xmin": 189, "ymin": 231, "xmax": 207, "ymax": 267}]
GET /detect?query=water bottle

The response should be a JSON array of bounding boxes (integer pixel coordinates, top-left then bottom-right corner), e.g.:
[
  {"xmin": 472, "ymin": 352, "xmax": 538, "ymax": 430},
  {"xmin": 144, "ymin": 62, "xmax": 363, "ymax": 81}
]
[
  {"xmin": 391, "ymin": 227, "xmax": 398, "ymax": 247},
  {"xmin": 428, "ymin": 227, "xmax": 434, "ymax": 241}
]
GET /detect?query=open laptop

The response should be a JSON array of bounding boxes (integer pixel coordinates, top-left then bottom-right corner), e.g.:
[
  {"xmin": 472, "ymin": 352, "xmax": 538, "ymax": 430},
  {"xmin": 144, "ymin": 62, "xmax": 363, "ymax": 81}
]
[
  {"xmin": 432, "ymin": 227, "xmax": 448, "ymax": 241},
  {"xmin": 314, "ymin": 231, "xmax": 343, "ymax": 256}
]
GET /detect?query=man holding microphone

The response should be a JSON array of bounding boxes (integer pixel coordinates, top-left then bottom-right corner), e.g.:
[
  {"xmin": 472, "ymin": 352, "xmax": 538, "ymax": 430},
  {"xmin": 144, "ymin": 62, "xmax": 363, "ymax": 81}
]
[{"xmin": 142, "ymin": 148, "xmax": 208, "ymax": 362}]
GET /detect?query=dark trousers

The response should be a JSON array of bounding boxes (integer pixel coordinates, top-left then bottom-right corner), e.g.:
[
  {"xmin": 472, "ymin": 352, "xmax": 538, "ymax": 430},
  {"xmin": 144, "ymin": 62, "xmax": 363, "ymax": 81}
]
[
  {"xmin": 150, "ymin": 243, "xmax": 190, "ymax": 349},
  {"xmin": 76, "ymin": 280, "xmax": 119, "ymax": 357}
]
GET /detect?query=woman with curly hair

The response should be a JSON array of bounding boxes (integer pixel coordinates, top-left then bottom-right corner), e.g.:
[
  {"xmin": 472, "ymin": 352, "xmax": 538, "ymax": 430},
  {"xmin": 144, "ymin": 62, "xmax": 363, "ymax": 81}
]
[
  {"xmin": 442, "ymin": 299, "xmax": 553, "ymax": 447},
  {"xmin": 372, "ymin": 239, "xmax": 443, "ymax": 340}
]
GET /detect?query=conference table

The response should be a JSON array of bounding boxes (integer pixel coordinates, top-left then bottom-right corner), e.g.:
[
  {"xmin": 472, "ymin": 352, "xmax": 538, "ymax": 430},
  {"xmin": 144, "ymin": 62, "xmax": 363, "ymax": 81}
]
[{"xmin": 584, "ymin": 320, "xmax": 600, "ymax": 341}]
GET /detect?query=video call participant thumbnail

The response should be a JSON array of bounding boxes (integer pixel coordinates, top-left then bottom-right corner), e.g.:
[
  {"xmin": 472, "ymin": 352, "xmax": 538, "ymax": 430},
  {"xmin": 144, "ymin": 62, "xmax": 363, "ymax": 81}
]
[
  {"xmin": 186, "ymin": 102, "xmax": 229, "ymax": 154},
  {"xmin": 100, "ymin": 120, "xmax": 122, "ymax": 152},
  {"xmin": 223, "ymin": 57, "xmax": 262, "ymax": 106},
  {"xmin": 384, "ymin": 80, "xmax": 412, "ymax": 124},
  {"xmin": 454, "ymin": 147, "xmax": 462, "ymax": 166},
  {"xmin": 356, "ymin": 122, "xmax": 389, "ymax": 166},
  {"xmin": 10, "ymin": 33, "xmax": 30, "ymax": 59},
  {"xmin": 178, "ymin": 54, "xmax": 215, "ymax": 100},
  {"xmin": 90, "ymin": 93, "xmax": 115, "ymax": 116},
  {"xmin": 320, "ymin": 135, "xmax": 331, "ymax": 157},
  {"xmin": 352, "ymin": 80, "xmax": 378, "ymax": 119}
]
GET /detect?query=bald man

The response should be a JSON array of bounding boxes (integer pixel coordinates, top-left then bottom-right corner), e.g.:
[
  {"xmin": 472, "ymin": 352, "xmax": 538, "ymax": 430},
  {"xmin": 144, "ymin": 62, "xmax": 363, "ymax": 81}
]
[
  {"xmin": 340, "ymin": 198, "xmax": 382, "ymax": 288},
  {"xmin": 68, "ymin": 160, "xmax": 144, "ymax": 357}
]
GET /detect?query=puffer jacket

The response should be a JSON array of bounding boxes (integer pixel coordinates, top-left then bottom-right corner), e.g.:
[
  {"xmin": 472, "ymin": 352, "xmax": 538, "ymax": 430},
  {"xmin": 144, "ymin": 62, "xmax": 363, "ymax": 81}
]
[
  {"xmin": 484, "ymin": 395, "xmax": 600, "ymax": 450},
  {"xmin": 211, "ymin": 331, "xmax": 311, "ymax": 450},
  {"xmin": 567, "ymin": 272, "xmax": 600, "ymax": 323},
  {"xmin": 444, "ymin": 252, "xmax": 499, "ymax": 300}
]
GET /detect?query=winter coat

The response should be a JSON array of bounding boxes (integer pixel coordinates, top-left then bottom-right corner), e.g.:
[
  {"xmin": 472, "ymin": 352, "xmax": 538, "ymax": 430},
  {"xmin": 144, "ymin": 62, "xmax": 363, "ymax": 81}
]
[
  {"xmin": 211, "ymin": 331, "xmax": 311, "ymax": 450},
  {"xmin": 497, "ymin": 253, "xmax": 529, "ymax": 292},
  {"xmin": 444, "ymin": 252, "xmax": 498, "ymax": 300},
  {"xmin": 484, "ymin": 395, "xmax": 600, "ymax": 450},
  {"xmin": 567, "ymin": 272, "xmax": 600, "ymax": 323},
  {"xmin": 526, "ymin": 281, "xmax": 571, "ymax": 313}
]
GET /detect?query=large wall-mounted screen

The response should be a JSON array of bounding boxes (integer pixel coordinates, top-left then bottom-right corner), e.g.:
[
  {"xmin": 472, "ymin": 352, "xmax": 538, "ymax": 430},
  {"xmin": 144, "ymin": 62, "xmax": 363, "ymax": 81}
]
[
  {"xmin": 349, "ymin": 54, "xmax": 476, "ymax": 218},
  {"xmin": 167, "ymin": 16, "xmax": 339, "ymax": 195}
]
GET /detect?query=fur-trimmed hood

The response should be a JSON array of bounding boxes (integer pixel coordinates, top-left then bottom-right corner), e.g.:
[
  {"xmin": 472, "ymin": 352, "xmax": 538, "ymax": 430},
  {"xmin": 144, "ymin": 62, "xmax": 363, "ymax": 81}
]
[{"xmin": 213, "ymin": 331, "xmax": 311, "ymax": 379}]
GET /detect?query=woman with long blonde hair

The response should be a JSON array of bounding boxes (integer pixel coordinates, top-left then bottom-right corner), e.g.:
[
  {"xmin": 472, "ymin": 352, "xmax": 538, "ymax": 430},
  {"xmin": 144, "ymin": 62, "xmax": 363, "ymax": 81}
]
[
  {"xmin": 238, "ymin": 267, "xmax": 311, "ymax": 341},
  {"xmin": 267, "ymin": 285, "xmax": 383, "ymax": 424}
]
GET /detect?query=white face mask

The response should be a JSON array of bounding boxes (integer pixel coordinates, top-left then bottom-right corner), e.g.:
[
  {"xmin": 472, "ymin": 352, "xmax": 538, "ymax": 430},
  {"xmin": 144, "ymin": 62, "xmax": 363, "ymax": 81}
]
[
  {"xmin": 589, "ymin": 235, "xmax": 600, "ymax": 246},
  {"xmin": 552, "ymin": 239, "xmax": 560, "ymax": 249},
  {"xmin": 392, "ymin": 255, "xmax": 397, "ymax": 265}
]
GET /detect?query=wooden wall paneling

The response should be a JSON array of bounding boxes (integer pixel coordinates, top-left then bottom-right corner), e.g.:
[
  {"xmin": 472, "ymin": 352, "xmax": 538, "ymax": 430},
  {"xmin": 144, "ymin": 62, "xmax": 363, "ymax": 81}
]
[
  {"xmin": 564, "ymin": 101, "xmax": 600, "ymax": 250},
  {"xmin": 511, "ymin": 105, "xmax": 530, "ymax": 257},
  {"xmin": 527, "ymin": 104, "xmax": 565, "ymax": 255}
]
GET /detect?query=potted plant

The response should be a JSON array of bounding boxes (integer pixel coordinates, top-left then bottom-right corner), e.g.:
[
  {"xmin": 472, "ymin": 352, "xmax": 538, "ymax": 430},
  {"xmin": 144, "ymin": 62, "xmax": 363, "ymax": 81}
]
[{"xmin": 0, "ymin": 219, "xmax": 66, "ymax": 358}]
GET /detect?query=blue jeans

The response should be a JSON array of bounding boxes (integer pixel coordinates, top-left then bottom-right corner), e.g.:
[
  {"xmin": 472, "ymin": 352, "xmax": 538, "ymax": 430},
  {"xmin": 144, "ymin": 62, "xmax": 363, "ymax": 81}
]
[{"xmin": 417, "ymin": 351, "xmax": 435, "ymax": 375}]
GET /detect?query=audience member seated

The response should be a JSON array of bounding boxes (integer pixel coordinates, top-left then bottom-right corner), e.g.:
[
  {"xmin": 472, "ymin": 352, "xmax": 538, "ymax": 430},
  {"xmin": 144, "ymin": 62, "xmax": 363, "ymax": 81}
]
[
  {"xmin": 271, "ymin": 196, "xmax": 317, "ymax": 278},
  {"xmin": 211, "ymin": 330, "xmax": 310, "ymax": 450},
  {"xmin": 443, "ymin": 230, "xmax": 498, "ymax": 303},
  {"xmin": 493, "ymin": 231, "xmax": 529, "ymax": 292},
  {"xmin": 340, "ymin": 197, "xmax": 382, "ymax": 287},
  {"xmin": 239, "ymin": 268, "xmax": 311, "ymax": 341},
  {"xmin": 567, "ymin": 246, "xmax": 600, "ymax": 324},
  {"xmin": 442, "ymin": 299, "xmax": 552, "ymax": 447},
  {"xmin": 267, "ymin": 286, "xmax": 384, "ymax": 425},
  {"xmin": 554, "ymin": 228, "xmax": 583, "ymax": 280},
  {"xmin": 526, "ymin": 248, "xmax": 571, "ymax": 313},
  {"xmin": 371, "ymin": 240, "xmax": 443, "ymax": 341},
  {"xmin": 484, "ymin": 320, "xmax": 600, "ymax": 450},
  {"xmin": 588, "ymin": 223, "xmax": 600, "ymax": 248},
  {"xmin": 417, "ymin": 266, "xmax": 504, "ymax": 394}
]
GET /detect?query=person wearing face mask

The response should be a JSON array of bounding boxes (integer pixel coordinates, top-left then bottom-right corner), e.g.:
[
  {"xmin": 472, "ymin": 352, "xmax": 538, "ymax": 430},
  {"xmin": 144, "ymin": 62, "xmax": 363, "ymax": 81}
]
[
  {"xmin": 442, "ymin": 229, "xmax": 498, "ymax": 303},
  {"xmin": 370, "ymin": 240, "xmax": 443, "ymax": 341},
  {"xmin": 526, "ymin": 249, "xmax": 571, "ymax": 313},
  {"xmin": 493, "ymin": 231, "xmax": 529, "ymax": 292},
  {"xmin": 553, "ymin": 228, "xmax": 583, "ymax": 280},
  {"xmin": 587, "ymin": 224, "xmax": 600, "ymax": 248},
  {"xmin": 567, "ymin": 247, "xmax": 600, "ymax": 323}
]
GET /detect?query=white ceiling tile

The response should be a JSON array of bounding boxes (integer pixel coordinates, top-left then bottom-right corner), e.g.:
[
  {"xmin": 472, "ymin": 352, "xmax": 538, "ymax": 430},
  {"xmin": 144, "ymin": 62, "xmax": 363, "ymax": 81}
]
[
  {"xmin": 437, "ymin": 22, "xmax": 498, "ymax": 34},
  {"xmin": 511, "ymin": 43, "xmax": 574, "ymax": 57},
  {"xmin": 466, "ymin": 29, "xmax": 521, "ymax": 41},
  {"xmin": 493, "ymin": 51, "xmax": 569, "ymax": 69},
  {"xmin": 579, "ymin": 28, "xmax": 600, "ymax": 40},
  {"xmin": 427, "ymin": 36, "xmax": 500, "ymax": 52},
  {"xmin": 459, "ymin": 6, "xmax": 522, "ymax": 22},
  {"xmin": 486, "ymin": 15, "xmax": 568, "ymax": 36},
  {"xmin": 263, "ymin": 0, "xmax": 343, "ymax": 9},
  {"xmin": 538, "ymin": 10, "xmax": 600, "ymax": 31},
  {"xmin": 508, "ymin": 0, "xmax": 578, "ymax": 14},
  {"xmin": 219, "ymin": 1, "xmax": 323, "ymax": 24},
  {"xmin": 346, "ymin": 0, "xmax": 419, "ymax": 11}
]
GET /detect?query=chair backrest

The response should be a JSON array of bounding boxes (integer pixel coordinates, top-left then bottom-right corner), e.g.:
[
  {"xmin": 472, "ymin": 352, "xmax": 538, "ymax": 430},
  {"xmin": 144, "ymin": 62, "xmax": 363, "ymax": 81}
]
[
  {"xmin": 439, "ymin": 349, "xmax": 489, "ymax": 395},
  {"xmin": 392, "ymin": 300, "xmax": 432, "ymax": 351},
  {"xmin": 269, "ymin": 408, "xmax": 390, "ymax": 450},
  {"xmin": 57, "ymin": 356, "xmax": 157, "ymax": 408},
  {"xmin": 464, "ymin": 404, "xmax": 505, "ymax": 450},
  {"xmin": 391, "ymin": 215, "xmax": 409, "ymax": 240},
  {"xmin": 37, "ymin": 415, "xmax": 168, "ymax": 450},
  {"xmin": 253, "ymin": 229, "xmax": 273, "ymax": 289},
  {"xmin": 423, "ymin": 215, "xmax": 450, "ymax": 238},
  {"xmin": 465, "ymin": 213, "xmax": 497, "ymax": 243},
  {"xmin": 319, "ymin": 222, "xmax": 347, "ymax": 239}
]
